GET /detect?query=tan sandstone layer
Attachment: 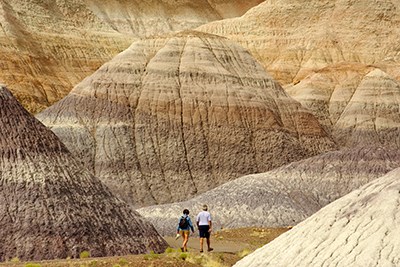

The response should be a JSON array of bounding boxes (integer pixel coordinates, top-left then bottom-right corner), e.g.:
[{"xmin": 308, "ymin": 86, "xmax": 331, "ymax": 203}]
[
  {"xmin": 198, "ymin": 0, "xmax": 400, "ymax": 86},
  {"xmin": 37, "ymin": 31, "xmax": 336, "ymax": 207},
  {"xmin": 0, "ymin": 0, "xmax": 263, "ymax": 113},
  {"xmin": 285, "ymin": 64, "xmax": 400, "ymax": 148},
  {"xmin": 138, "ymin": 146, "xmax": 400, "ymax": 235},
  {"xmin": 0, "ymin": 85, "xmax": 168, "ymax": 261},
  {"xmin": 234, "ymin": 167, "xmax": 400, "ymax": 267}
]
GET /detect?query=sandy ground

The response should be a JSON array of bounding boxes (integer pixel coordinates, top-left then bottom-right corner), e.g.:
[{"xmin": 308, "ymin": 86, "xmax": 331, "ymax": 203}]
[{"xmin": 0, "ymin": 227, "xmax": 290, "ymax": 267}]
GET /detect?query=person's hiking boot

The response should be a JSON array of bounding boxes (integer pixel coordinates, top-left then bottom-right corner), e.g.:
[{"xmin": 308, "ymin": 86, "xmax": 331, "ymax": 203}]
[
  {"xmin": 207, "ymin": 248, "xmax": 214, "ymax": 252},
  {"xmin": 200, "ymin": 250, "xmax": 203, "ymax": 253},
  {"xmin": 181, "ymin": 247, "xmax": 184, "ymax": 252}
]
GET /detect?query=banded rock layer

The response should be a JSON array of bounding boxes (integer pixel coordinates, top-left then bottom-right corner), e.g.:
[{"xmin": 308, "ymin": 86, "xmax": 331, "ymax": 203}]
[
  {"xmin": 0, "ymin": 0, "xmax": 263, "ymax": 113},
  {"xmin": 286, "ymin": 64, "xmax": 400, "ymax": 148},
  {"xmin": 138, "ymin": 146, "xmax": 400, "ymax": 235},
  {"xmin": 0, "ymin": 85, "xmax": 167, "ymax": 261},
  {"xmin": 198, "ymin": 0, "xmax": 400, "ymax": 86},
  {"xmin": 234, "ymin": 167, "xmax": 400, "ymax": 267},
  {"xmin": 38, "ymin": 31, "xmax": 336, "ymax": 207}
]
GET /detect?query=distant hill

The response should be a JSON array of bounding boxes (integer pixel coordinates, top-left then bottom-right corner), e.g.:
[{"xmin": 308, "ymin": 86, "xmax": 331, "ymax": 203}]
[
  {"xmin": 198, "ymin": 0, "xmax": 400, "ymax": 149},
  {"xmin": 0, "ymin": 0, "xmax": 263, "ymax": 113},
  {"xmin": 198, "ymin": 0, "xmax": 400, "ymax": 86}
]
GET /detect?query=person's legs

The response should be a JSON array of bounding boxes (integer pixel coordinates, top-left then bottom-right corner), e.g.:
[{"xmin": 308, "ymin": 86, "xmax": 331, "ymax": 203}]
[
  {"xmin": 182, "ymin": 231, "xmax": 189, "ymax": 251},
  {"xmin": 199, "ymin": 237, "xmax": 204, "ymax": 252},
  {"xmin": 199, "ymin": 225, "xmax": 209, "ymax": 252},
  {"xmin": 206, "ymin": 232, "xmax": 213, "ymax": 251},
  {"xmin": 182, "ymin": 231, "xmax": 189, "ymax": 252}
]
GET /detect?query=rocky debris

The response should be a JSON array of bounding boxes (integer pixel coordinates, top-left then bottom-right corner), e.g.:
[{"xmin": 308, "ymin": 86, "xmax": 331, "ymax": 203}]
[
  {"xmin": 37, "ymin": 31, "xmax": 336, "ymax": 207},
  {"xmin": 198, "ymin": 0, "xmax": 400, "ymax": 86},
  {"xmin": 0, "ymin": 85, "xmax": 168, "ymax": 261},
  {"xmin": 137, "ymin": 146, "xmax": 400, "ymax": 235},
  {"xmin": 233, "ymin": 167, "xmax": 400, "ymax": 267},
  {"xmin": 286, "ymin": 64, "xmax": 400, "ymax": 148},
  {"xmin": 0, "ymin": 0, "xmax": 263, "ymax": 113}
]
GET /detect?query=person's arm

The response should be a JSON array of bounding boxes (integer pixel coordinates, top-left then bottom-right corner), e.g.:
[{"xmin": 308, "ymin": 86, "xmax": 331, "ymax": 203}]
[
  {"xmin": 189, "ymin": 217, "xmax": 195, "ymax": 232},
  {"xmin": 177, "ymin": 218, "xmax": 180, "ymax": 233},
  {"xmin": 208, "ymin": 214, "xmax": 212, "ymax": 232}
]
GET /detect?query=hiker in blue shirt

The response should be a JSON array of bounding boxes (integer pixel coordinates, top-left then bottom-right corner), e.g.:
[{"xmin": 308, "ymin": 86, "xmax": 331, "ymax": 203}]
[{"xmin": 177, "ymin": 209, "xmax": 195, "ymax": 252}]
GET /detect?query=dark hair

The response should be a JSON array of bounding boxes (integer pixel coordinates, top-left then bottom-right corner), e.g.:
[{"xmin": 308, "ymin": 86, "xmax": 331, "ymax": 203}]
[{"xmin": 183, "ymin": 209, "xmax": 189, "ymax": 215}]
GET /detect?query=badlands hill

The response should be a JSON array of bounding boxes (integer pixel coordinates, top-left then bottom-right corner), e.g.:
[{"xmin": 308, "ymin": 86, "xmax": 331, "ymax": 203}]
[
  {"xmin": 0, "ymin": 85, "xmax": 167, "ymax": 261},
  {"xmin": 138, "ymin": 146, "xmax": 400, "ymax": 235},
  {"xmin": 234, "ymin": 166, "xmax": 400, "ymax": 267},
  {"xmin": 286, "ymin": 65, "xmax": 400, "ymax": 148},
  {"xmin": 198, "ymin": 0, "xmax": 400, "ymax": 149},
  {"xmin": 37, "ymin": 31, "xmax": 336, "ymax": 207},
  {"xmin": 198, "ymin": 0, "xmax": 400, "ymax": 86},
  {"xmin": 0, "ymin": 0, "xmax": 263, "ymax": 113}
]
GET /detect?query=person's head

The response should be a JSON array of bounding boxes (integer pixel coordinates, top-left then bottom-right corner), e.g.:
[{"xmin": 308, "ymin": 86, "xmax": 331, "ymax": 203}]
[
  {"xmin": 202, "ymin": 204, "xmax": 208, "ymax": 211},
  {"xmin": 183, "ymin": 209, "xmax": 190, "ymax": 215}
]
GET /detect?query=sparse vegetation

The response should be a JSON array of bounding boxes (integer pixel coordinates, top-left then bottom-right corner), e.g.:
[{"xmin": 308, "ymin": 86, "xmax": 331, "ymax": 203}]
[
  {"xmin": 178, "ymin": 252, "xmax": 188, "ymax": 261},
  {"xmin": 164, "ymin": 247, "xmax": 175, "ymax": 254},
  {"xmin": 143, "ymin": 250, "xmax": 160, "ymax": 260},
  {"xmin": 0, "ymin": 228, "xmax": 287, "ymax": 267},
  {"xmin": 117, "ymin": 258, "xmax": 128, "ymax": 266},
  {"xmin": 237, "ymin": 248, "xmax": 252, "ymax": 258},
  {"xmin": 79, "ymin": 251, "xmax": 91, "ymax": 259},
  {"xmin": 24, "ymin": 264, "xmax": 41, "ymax": 267}
]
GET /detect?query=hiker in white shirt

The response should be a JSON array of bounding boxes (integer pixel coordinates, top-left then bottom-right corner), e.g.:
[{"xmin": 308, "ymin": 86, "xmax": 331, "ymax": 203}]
[{"xmin": 196, "ymin": 204, "xmax": 213, "ymax": 253}]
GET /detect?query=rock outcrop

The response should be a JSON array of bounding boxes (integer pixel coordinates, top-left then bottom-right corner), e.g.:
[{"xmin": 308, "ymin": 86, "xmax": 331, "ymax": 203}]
[
  {"xmin": 37, "ymin": 31, "xmax": 336, "ymax": 207},
  {"xmin": 138, "ymin": 146, "xmax": 400, "ymax": 235},
  {"xmin": 286, "ymin": 64, "xmax": 400, "ymax": 148},
  {"xmin": 0, "ymin": 0, "xmax": 263, "ymax": 113},
  {"xmin": 234, "ymin": 167, "xmax": 400, "ymax": 267},
  {"xmin": 0, "ymin": 85, "xmax": 167, "ymax": 261},
  {"xmin": 198, "ymin": 0, "xmax": 400, "ymax": 86}
]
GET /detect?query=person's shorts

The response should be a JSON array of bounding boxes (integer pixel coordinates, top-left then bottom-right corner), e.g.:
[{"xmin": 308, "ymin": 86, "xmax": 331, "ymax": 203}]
[
  {"xmin": 198, "ymin": 225, "xmax": 210, "ymax": 238},
  {"xmin": 179, "ymin": 229, "xmax": 190, "ymax": 236}
]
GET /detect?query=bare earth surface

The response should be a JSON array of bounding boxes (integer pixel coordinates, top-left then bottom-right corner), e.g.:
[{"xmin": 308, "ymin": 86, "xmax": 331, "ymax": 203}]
[{"xmin": 0, "ymin": 228, "xmax": 289, "ymax": 267}]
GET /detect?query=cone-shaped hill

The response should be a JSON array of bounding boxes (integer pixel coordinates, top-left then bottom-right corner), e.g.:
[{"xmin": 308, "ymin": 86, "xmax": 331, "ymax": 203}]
[
  {"xmin": 138, "ymin": 146, "xmax": 400, "ymax": 235},
  {"xmin": 37, "ymin": 31, "xmax": 336, "ymax": 207},
  {"xmin": 0, "ymin": 85, "xmax": 167, "ymax": 261},
  {"xmin": 234, "ymin": 167, "xmax": 400, "ymax": 267}
]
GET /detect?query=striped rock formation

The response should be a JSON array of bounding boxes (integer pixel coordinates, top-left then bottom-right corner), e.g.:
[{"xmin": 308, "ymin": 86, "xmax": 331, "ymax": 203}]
[
  {"xmin": 198, "ymin": 0, "xmax": 400, "ymax": 86},
  {"xmin": 0, "ymin": 85, "xmax": 167, "ymax": 261},
  {"xmin": 0, "ymin": 0, "xmax": 263, "ymax": 113},
  {"xmin": 37, "ymin": 31, "xmax": 336, "ymax": 207},
  {"xmin": 198, "ymin": 1, "xmax": 400, "ymax": 149},
  {"xmin": 138, "ymin": 146, "xmax": 400, "ymax": 235},
  {"xmin": 286, "ymin": 64, "xmax": 400, "ymax": 148},
  {"xmin": 234, "ymin": 167, "xmax": 400, "ymax": 267}
]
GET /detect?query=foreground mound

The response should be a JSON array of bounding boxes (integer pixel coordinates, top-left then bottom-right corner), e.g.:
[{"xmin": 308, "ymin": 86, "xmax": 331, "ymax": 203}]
[
  {"xmin": 138, "ymin": 146, "xmax": 400, "ymax": 235},
  {"xmin": 234, "ymin": 168, "xmax": 400, "ymax": 266},
  {"xmin": 0, "ymin": 86, "xmax": 167, "ymax": 261},
  {"xmin": 38, "ymin": 31, "xmax": 336, "ymax": 207}
]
